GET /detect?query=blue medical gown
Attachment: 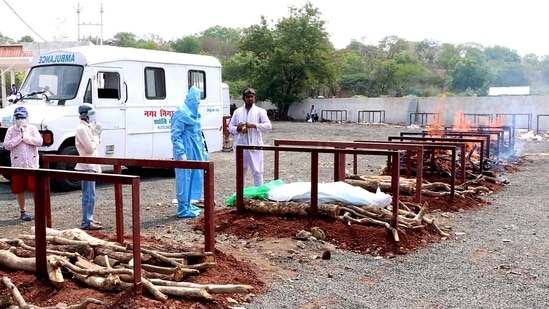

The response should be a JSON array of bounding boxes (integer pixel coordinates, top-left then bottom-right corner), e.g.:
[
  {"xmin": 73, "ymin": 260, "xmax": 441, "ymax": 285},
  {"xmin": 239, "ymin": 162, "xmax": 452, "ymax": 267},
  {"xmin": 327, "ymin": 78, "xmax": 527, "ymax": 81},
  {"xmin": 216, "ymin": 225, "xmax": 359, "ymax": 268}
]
[{"xmin": 171, "ymin": 87, "xmax": 208, "ymax": 218}]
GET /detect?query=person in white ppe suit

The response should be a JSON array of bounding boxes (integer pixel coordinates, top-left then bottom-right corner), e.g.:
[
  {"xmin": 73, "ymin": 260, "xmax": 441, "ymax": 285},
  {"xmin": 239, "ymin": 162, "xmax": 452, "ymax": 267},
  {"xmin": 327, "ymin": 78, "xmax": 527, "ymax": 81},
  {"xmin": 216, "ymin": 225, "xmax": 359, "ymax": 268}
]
[{"xmin": 171, "ymin": 86, "xmax": 208, "ymax": 218}]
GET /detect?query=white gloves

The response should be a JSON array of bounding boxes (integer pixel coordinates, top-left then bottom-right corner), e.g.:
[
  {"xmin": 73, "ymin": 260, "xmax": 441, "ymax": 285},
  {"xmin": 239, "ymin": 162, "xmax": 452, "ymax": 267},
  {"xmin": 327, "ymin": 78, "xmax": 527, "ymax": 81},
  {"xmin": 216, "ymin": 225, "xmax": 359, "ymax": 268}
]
[
  {"xmin": 93, "ymin": 123, "xmax": 103, "ymax": 136},
  {"xmin": 180, "ymin": 154, "xmax": 187, "ymax": 161}
]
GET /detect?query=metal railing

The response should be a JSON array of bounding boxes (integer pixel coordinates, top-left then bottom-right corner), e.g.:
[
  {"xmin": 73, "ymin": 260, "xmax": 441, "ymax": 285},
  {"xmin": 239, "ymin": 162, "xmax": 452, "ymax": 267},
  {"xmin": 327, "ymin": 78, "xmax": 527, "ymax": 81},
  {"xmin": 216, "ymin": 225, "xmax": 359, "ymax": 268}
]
[
  {"xmin": 234, "ymin": 145, "xmax": 403, "ymax": 229},
  {"xmin": 0, "ymin": 166, "xmax": 143, "ymax": 292}
]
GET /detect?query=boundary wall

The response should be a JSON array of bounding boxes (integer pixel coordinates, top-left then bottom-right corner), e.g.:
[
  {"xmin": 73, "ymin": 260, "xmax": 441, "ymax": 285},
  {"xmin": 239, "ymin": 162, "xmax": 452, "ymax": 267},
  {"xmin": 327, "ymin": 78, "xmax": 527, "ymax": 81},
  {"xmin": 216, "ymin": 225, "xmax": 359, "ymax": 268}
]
[{"xmin": 232, "ymin": 96, "xmax": 549, "ymax": 130}]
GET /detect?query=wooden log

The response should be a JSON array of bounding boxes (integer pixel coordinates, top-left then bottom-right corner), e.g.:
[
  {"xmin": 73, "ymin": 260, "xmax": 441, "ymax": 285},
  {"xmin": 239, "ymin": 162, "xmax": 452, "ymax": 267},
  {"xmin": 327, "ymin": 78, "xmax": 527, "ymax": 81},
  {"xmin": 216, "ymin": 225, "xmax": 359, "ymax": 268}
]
[
  {"xmin": 345, "ymin": 177, "xmax": 415, "ymax": 195},
  {"xmin": 95, "ymin": 247, "xmax": 140, "ymax": 264},
  {"xmin": 0, "ymin": 249, "xmax": 35, "ymax": 272},
  {"xmin": 139, "ymin": 264, "xmax": 200, "ymax": 280},
  {"xmin": 339, "ymin": 212, "xmax": 400, "ymax": 242},
  {"xmin": 243, "ymin": 199, "xmax": 340, "ymax": 218},
  {"xmin": 72, "ymin": 273, "xmax": 129, "ymax": 292},
  {"xmin": 47, "ymin": 255, "xmax": 64, "ymax": 288},
  {"xmin": 94, "ymin": 254, "xmax": 120, "ymax": 268},
  {"xmin": 49, "ymin": 244, "xmax": 94, "ymax": 260},
  {"xmin": 154, "ymin": 285, "xmax": 212, "ymax": 300},
  {"xmin": 148, "ymin": 278, "xmax": 254, "ymax": 294},
  {"xmin": 75, "ymin": 256, "xmax": 102, "ymax": 270},
  {"xmin": 1, "ymin": 276, "xmax": 28, "ymax": 308}
]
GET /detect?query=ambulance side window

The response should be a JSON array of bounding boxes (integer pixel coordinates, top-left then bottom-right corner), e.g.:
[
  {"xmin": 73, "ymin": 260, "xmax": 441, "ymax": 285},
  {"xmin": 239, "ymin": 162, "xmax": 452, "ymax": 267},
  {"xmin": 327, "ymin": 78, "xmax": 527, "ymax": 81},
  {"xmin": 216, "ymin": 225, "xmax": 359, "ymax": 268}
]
[
  {"xmin": 83, "ymin": 79, "xmax": 92, "ymax": 103},
  {"xmin": 188, "ymin": 70, "xmax": 206, "ymax": 100},
  {"xmin": 97, "ymin": 72, "xmax": 120, "ymax": 99},
  {"xmin": 144, "ymin": 67, "xmax": 166, "ymax": 99}
]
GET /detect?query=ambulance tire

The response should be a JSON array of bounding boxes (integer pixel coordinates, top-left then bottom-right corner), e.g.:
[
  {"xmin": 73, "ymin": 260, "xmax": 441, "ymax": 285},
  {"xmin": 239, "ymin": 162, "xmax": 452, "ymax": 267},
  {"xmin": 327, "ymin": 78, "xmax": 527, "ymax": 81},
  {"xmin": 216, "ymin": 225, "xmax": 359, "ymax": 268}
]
[{"xmin": 51, "ymin": 146, "xmax": 82, "ymax": 192}]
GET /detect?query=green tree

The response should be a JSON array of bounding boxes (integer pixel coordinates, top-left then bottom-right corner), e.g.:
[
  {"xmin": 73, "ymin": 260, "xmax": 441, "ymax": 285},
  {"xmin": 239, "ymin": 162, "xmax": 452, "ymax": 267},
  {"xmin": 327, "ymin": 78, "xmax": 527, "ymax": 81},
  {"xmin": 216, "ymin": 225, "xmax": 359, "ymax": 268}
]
[
  {"xmin": 222, "ymin": 52, "xmax": 257, "ymax": 98},
  {"xmin": 239, "ymin": 2, "xmax": 337, "ymax": 118},
  {"xmin": 392, "ymin": 52, "xmax": 430, "ymax": 96},
  {"xmin": 522, "ymin": 53, "xmax": 543, "ymax": 91},
  {"xmin": 448, "ymin": 45, "xmax": 491, "ymax": 95},
  {"xmin": 18, "ymin": 35, "xmax": 34, "ymax": 43},
  {"xmin": 414, "ymin": 39, "xmax": 439, "ymax": 66},
  {"xmin": 111, "ymin": 32, "xmax": 138, "ymax": 47},
  {"xmin": 136, "ymin": 39, "xmax": 158, "ymax": 50},
  {"xmin": 0, "ymin": 32, "xmax": 14, "ymax": 44},
  {"xmin": 483, "ymin": 46, "xmax": 528, "ymax": 87},
  {"xmin": 172, "ymin": 35, "xmax": 203, "ymax": 54},
  {"xmin": 338, "ymin": 49, "xmax": 372, "ymax": 96},
  {"xmin": 199, "ymin": 26, "xmax": 241, "ymax": 60},
  {"xmin": 378, "ymin": 35, "xmax": 410, "ymax": 60},
  {"xmin": 372, "ymin": 59, "xmax": 398, "ymax": 96}
]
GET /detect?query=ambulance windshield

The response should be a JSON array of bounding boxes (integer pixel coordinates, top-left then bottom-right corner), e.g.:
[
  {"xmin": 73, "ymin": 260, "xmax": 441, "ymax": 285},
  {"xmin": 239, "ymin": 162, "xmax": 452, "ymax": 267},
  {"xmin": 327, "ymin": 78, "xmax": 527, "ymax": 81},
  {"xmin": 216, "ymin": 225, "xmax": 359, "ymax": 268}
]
[{"xmin": 20, "ymin": 65, "xmax": 83, "ymax": 101}]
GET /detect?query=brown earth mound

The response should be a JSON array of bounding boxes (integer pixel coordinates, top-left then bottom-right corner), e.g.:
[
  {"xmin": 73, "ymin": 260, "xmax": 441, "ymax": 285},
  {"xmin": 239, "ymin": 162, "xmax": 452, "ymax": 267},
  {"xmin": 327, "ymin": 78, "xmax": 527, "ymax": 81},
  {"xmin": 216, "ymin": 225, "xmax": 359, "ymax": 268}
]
[{"xmin": 0, "ymin": 169, "xmax": 512, "ymax": 309}]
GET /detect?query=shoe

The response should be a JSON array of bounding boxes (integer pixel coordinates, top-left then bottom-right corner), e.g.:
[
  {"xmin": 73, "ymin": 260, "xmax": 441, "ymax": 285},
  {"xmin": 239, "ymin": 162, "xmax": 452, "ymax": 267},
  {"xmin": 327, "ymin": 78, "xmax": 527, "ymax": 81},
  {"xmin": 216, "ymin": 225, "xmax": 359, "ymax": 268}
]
[
  {"xmin": 20, "ymin": 212, "xmax": 32, "ymax": 221},
  {"xmin": 82, "ymin": 222, "xmax": 103, "ymax": 230},
  {"xmin": 192, "ymin": 200, "xmax": 217, "ymax": 208},
  {"xmin": 92, "ymin": 220, "xmax": 102, "ymax": 226}
]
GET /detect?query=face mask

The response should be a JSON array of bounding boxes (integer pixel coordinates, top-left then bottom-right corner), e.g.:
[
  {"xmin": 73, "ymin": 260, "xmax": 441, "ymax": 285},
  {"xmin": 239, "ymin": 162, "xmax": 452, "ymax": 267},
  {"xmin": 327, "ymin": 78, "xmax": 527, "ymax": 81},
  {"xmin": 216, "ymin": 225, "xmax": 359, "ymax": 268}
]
[
  {"xmin": 88, "ymin": 115, "xmax": 96, "ymax": 123},
  {"xmin": 15, "ymin": 118, "xmax": 27, "ymax": 127}
]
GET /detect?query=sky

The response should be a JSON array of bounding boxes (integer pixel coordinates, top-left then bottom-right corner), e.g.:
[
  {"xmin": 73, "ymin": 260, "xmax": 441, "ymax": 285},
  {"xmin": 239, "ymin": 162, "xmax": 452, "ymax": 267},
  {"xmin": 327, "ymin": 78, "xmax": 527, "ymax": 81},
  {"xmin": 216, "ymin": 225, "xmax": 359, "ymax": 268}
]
[{"xmin": 1, "ymin": 0, "xmax": 547, "ymax": 57}]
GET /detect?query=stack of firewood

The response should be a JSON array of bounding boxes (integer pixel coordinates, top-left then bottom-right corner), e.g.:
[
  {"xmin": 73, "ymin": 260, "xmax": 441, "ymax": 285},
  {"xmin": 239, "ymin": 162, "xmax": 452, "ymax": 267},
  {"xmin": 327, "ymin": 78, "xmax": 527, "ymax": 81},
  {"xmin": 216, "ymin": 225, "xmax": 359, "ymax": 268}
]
[{"xmin": 0, "ymin": 228, "xmax": 254, "ymax": 307}]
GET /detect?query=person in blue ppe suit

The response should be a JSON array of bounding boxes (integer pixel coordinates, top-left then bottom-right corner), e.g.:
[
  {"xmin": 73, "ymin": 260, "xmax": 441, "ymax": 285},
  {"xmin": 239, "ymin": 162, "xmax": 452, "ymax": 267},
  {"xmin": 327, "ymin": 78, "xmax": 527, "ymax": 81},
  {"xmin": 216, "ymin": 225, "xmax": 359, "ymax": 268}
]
[{"xmin": 171, "ymin": 86, "xmax": 208, "ymax": 218}]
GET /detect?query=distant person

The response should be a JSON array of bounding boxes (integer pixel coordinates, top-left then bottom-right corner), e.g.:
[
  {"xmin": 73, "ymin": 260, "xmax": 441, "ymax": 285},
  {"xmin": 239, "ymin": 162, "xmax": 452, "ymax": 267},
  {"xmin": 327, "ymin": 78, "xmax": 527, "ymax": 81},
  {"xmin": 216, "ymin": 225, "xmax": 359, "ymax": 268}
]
[
  {"xmin": 9, "ymin": 84, "xmax": 17, "ymax": 95},
  {"xmin": 2, "ymin": 106, "xmax": 43, "ymax": 221},
  {"xmin": 307, "ymin": 105, "xmax": 319, "ymax": 122},
  {"xmin": 230, "ymin": 103, "xmax": 237, "ymax": 116},
  {"xmin": 228, "ymin": 88, "xmax": 272, "ymax": 187},
  {"xmin": 75, "ymin": 103, "xmax": 103, "ymax": 230},
  {"xmin": 170, "ymin": 86, "xmax": 207, "ymax": 218}
]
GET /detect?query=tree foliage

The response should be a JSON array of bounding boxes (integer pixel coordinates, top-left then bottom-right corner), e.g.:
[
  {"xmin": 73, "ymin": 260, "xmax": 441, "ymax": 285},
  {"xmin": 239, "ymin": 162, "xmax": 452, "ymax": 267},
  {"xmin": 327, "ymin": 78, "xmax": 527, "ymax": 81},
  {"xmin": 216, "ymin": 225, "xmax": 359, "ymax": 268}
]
[
  {"xmin": 3, "ymin": 4, "xmax": 549, "ymax": 100},
  {"xmin": 238, "ymin": 2, "xmax": 336, "ymax": 117},
  {"xmin": 172, "ymin": 36, "xmax": 203, "ymax": 54},
  {"xmin": 110, "ymin": 32, "xmax": 138, "ymax": 47}
]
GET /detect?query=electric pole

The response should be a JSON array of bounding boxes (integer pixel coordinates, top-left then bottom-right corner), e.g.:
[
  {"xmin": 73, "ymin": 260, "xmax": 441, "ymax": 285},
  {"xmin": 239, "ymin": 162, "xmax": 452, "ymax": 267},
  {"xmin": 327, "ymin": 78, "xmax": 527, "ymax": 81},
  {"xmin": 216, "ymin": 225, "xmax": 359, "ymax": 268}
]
[{"xmin": 75, "ymin": 3, "xmax": 104, "ymax": 45}]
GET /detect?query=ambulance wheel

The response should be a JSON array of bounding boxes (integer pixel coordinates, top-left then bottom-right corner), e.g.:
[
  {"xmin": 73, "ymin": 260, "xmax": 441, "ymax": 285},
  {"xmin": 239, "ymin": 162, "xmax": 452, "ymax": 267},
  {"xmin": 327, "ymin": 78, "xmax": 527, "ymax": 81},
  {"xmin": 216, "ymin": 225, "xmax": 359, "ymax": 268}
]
[{"xmin": 51, "ymin": 146, "xmax": 82, "ymax": 192}]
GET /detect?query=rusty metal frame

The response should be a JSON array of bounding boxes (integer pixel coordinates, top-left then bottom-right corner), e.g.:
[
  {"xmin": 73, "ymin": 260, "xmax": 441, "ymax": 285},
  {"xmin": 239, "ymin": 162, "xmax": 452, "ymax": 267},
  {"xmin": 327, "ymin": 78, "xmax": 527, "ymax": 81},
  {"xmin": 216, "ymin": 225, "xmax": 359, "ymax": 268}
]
[
  {"xmin": 235, "ymin": 145, "xmax": 402, "ymax": 229},
  {"xmin": 386, "ymin": 137, "xmax": 464, "ymax": 201},
  {"xmin": 400, "ymin": 132, "xmax": 487, "ymax": 174},
  {"xmin": 536, "ymin": 114, "xmax": 549, "ymax": 133},
  {"xmin": 0, "ymin": 166, "xmax": 143, "ymax": 292},
  {"xmin": 442, "ymin": 132, "xmax": 494, "ymax": 164},
  {"xmin": 389, "ymin": 135, "xmax": 465, "ymax": 179},
  {"xmin": 461, "ymin": 113, "xmax": 493, "ymax": 125},
  {"xmin": 409, "ymin": 112, "xmax": 439, "ymax": 127},
  {"xmin": 320, "ymin": 109, "xmax": 348, "ymax": 122},
  {"xmin": 273, "ymin": 139, "xmax": 424, "ymax": 203},
  {"xmin": 473, "ymin": 127, "xmax": 513, "ymax": 155},
  {"xmin": 496, "ymin": 113, "xmax": 532, "ymax": 131},
  {"xmin": 42, "ymin": 155, "xmax": 216, "ymax": 254},
  {"xmin": 357, "ymin": 110, "xmax": 385, "ymax": 123}
]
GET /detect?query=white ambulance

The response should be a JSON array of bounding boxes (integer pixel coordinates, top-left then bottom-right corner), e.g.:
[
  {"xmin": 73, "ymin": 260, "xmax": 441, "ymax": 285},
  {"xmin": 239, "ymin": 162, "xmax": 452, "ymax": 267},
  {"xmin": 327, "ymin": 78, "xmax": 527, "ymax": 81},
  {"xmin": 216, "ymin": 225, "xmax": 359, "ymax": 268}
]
[{"xmin": 0, "ymin": 45, "xmax": 227, "ymax": 191}]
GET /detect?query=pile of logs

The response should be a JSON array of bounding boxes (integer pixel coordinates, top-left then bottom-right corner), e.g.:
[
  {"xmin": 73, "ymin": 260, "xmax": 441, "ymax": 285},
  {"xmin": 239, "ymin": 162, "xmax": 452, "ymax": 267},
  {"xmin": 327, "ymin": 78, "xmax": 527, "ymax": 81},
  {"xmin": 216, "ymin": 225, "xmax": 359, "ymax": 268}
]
[
  {"xmin": 0, "ymin": 228, "xmax": 254, "ymax": 308},
  {"xmin": 242, "ymin": 173, "xmax": 500, "ymax": 242},
  {"xmin": 243, "ymin": 197, "xmax": 450, "ymax": 242},
  {"xmin": 345, "ymin": 174, "xmax": 495, "ymax": 199}
]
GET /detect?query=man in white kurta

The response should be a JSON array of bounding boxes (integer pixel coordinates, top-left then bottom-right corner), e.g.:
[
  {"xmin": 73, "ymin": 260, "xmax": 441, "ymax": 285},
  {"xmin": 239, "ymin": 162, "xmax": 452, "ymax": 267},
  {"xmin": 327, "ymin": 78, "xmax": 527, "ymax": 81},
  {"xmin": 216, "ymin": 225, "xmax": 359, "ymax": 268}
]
[{"xmin": 228, "ymin": 88, "xmax": 272, "ymax": 186}]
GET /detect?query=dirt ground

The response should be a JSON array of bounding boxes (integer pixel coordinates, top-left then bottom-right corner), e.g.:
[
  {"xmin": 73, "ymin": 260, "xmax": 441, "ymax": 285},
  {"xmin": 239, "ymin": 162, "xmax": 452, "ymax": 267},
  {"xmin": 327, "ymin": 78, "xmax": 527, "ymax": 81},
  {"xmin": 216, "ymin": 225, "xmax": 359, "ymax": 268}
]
[
  {"xmin": 0, "ymin": 122, "xmax": 529, "ymax": 309},
  {"xmin": 0, "ymin": 179, "xmax": 510, "ymax": 309}
]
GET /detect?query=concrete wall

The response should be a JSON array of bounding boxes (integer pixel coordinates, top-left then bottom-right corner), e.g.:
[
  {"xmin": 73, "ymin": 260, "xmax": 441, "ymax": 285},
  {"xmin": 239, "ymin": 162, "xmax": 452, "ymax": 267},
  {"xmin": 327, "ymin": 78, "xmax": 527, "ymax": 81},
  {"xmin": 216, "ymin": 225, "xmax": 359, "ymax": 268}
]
[
  {"xmin": 230, "ymin": 95, "xmax": 549, "ymax": 131},
  {"xmin": 288, "ymin": 96, "xmax": 549, "ymax": 131}
]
